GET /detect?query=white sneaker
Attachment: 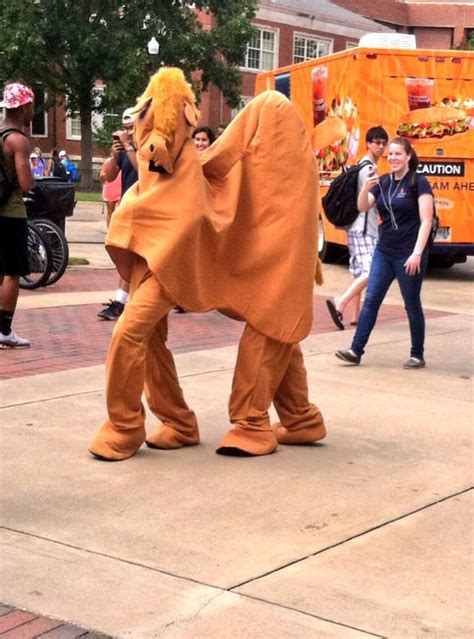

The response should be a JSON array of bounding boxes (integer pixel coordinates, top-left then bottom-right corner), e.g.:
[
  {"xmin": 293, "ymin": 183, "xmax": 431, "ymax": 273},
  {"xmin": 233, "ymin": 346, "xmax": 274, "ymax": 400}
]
[{"xmin": 0, "ymin": 330, "xmax": 31, "ymax": 349}]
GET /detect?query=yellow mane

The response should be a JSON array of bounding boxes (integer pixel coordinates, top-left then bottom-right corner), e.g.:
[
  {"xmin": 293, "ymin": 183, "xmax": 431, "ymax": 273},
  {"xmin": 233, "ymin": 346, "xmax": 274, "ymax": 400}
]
[{"xmin": 137, "ymin": 68, "xmax": 198, "ymax": 142}]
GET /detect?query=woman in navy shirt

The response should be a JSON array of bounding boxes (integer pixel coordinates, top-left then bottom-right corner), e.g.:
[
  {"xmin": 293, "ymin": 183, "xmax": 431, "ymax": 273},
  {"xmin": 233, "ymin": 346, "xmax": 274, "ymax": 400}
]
[{"xmin": 336, "ymin": 137, "xmax": 434, "ymax": 369}]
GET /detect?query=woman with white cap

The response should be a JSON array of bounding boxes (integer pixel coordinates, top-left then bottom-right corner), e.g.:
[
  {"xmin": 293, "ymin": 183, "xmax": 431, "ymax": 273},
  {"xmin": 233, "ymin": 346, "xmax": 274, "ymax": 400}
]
[
  {"xmin": 45, "ymin": 147, "xmax": 68, "ymax": 179},
  {"xmin": 29, "ymin": 151, "xmax": 43, "ymax": 178}
]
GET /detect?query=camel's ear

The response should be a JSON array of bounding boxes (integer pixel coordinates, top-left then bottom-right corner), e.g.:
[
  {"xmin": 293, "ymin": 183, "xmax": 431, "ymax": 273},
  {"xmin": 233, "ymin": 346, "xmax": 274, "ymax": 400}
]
[
  {"xmin": 184, "ymin": 102, "xmax": 198, "ymax": 127},
  {"xmin": 130, "ymin": 96, "xmax": 152, "ymax": 117}
]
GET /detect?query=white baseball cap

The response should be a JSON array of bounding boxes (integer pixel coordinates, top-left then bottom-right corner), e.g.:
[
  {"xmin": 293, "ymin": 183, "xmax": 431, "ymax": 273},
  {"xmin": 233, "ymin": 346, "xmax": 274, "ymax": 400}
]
[
  {"xmin": 122, "ymin": 108, "xmax": 134, "ymax": 126},
  {"xmin": 58, "ymin": 150, "xmax": 67, "ymax": 158}
]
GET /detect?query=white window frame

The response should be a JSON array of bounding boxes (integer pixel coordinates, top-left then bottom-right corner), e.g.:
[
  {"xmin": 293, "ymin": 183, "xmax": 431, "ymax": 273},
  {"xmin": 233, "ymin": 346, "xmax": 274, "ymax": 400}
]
[
  {"xmin": 66, "ymin": 113, "xmax": 82, "ymax": 140},
  {"xmin": 346, "ymin": 41, "xmax": 359, "ymax": 49},
  {"xmin": 66, "ymin": 86, "xmax": 104, "ymax": 140},
  {"xmin": 30, "ymin": 87, "xmax": 48, "ymax": 138},
  {"xmin": 231, "ymin": 96, "xmax": 253, "ymax": 120},
  {"xmin": 293, "ymin": 33, "xmax": 333, "ymax": 63},
  {"xmin": 241, "ymin": 27, "xmax": 278, "ymax": 73}
]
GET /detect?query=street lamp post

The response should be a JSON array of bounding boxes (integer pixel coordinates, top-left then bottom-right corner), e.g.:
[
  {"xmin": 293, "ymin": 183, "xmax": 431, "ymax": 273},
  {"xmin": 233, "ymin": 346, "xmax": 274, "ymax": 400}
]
[
  {"xmin": 147, "ymin": 37, "xmax": 160, "ymax": 76},
  {"xmin": 147, "ymin": 37, "xmax": 160, "ymax": 56}
]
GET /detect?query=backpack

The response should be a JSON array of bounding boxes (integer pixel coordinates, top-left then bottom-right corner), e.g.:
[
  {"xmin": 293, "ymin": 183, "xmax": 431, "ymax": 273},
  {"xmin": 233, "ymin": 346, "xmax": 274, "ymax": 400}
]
[
  {"xmin": 409, "ymin": 171, "xmax": 439, "ymax": 247},
  {"xmin": 379, "ymin": 171, "xmax": 439, "ymax": 247},
  {"xmin": 64, "ymin": 159, "xmax": 79, "ymax": 182},
  {"xmin": 0, "ymin": 127, "xmax": 25, "ymax": 206},
  {"xmin": 321, "ymin": 160, "xmax": 372, "ymax": 229},
  {"xmin": 52, "ymin": 160, "xmax": 68, "ymax": 181}
]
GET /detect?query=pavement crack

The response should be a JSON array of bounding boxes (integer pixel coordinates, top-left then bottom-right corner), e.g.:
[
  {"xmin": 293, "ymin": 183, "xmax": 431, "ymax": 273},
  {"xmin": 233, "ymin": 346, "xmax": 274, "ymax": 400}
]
[
  {"xmin": 0, "ymin": 388, "xmax": 104, "ymax": 410},
  {"xmin": 305, "ymin": 325, "xmax": 470, "ymax": 361},
  {"xmin": 0, "ymin": 367, "xmax": 234, "ymax": 410},
  {"xmin": 227, "ymin": 592, "xmax": 386, "ymax": 637},
  {"xmin": 0, "ymin": 526, "xmax": 217, "ymax": 591},
  {"xmin": 158, "ymin": 591, "xmax": 225, "ymax": 634},
  {"xmin": 229, "ymin": 486, "xmax": 473, "ymax": 592}
]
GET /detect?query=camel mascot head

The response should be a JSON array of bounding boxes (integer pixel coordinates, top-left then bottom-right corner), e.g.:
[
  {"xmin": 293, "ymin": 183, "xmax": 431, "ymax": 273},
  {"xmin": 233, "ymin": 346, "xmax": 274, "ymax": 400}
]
[{"xmin": 130, "ymin": 67, "xmax": 200, "ymax": 175}]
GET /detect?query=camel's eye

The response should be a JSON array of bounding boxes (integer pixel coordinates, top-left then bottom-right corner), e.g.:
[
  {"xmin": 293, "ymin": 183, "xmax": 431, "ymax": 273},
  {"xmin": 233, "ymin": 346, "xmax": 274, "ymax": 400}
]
[
  {"xmin": 139, "ymin": 102, "xmax": 150, "ymax": 120},
  {"xmin": 150, "ymin": 144, "xmax": 154, "ymax": 152}
]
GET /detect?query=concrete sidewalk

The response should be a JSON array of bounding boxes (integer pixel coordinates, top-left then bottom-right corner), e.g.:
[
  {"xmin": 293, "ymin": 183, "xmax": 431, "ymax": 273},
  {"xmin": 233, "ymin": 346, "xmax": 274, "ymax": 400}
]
[
  {"xmin": 2, "ymin": 323, "xmax": 472, "ymax": 637},
  {"xmin": 1, "ymin": 204, "xmax": 473, "ymax": 638}
]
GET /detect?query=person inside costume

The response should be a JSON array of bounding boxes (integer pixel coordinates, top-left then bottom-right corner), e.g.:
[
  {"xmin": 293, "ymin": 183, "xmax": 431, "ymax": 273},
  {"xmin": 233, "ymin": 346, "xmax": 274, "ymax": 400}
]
[
  {"xmin": 88, "ymin": 68, "xmax": 326, "ymax": 461},
  {"xmin": 192, "ymin": 125, "xmax": 216, "ymax": 152}
]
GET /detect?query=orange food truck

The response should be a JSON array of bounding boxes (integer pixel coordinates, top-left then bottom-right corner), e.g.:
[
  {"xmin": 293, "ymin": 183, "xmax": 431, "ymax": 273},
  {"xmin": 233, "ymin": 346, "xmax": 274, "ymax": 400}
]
[{"xmin": 255, "ymin": 46, "xmax": 474, "ymax": 267}]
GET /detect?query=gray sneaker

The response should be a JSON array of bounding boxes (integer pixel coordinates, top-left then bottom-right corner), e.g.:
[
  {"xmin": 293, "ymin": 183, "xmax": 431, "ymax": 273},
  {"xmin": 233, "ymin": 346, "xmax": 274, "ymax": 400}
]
[
  {"xmin": 403, "ymin": 357, "xmax": 425, "ymax": 369},
  {"xmin": 335, "ymin": 349, "xmax": 361, "ymax": 365},
  {"xmin": 0, "ymin": 330, "xmax": 31, "ymax": 349}
]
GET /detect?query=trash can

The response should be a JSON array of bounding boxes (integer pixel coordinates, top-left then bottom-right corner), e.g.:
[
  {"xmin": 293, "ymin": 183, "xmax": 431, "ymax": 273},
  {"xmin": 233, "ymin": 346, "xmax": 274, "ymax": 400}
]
[{"xmin": 23, "ymin": 177, "xmax": 76, "ymax": 233}]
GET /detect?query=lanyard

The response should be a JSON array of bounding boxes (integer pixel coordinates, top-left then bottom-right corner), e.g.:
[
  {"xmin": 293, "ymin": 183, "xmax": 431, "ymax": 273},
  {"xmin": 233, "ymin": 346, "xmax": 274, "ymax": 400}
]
[{"xmin": 380, "ymin": 173, "xmax": 407, "ymax": 230}]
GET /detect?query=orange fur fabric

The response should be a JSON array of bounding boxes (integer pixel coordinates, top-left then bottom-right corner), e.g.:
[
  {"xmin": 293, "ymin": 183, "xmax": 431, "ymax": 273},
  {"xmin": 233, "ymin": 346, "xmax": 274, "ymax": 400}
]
[{"xmin": 107, "ymin": 69, "xmax": 319, "ymax": 344}]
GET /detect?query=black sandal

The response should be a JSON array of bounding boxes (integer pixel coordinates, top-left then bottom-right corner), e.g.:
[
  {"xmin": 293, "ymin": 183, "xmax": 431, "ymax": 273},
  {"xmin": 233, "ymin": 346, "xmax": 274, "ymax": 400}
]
[{"xmin": 326, "ymin": 299, "xmax": 344, "ymax": 330}]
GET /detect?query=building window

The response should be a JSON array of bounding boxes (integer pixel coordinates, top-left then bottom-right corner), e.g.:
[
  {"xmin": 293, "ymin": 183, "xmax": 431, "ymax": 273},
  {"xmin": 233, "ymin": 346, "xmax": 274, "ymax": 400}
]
[
  {"xmin": 243, "ymin": 28, "xmax": 277, "ymax": 71},
  {"xmin": 293, "ymin": 34, "xmax": 332, "ymax": 63},
  {"xmin": 66, "ymin": 86, "xmax": 104, "ymax": 140},
  {"xmin": 346, "ymin": 41, "xmax": 359, "ymax": 50},
  {"xmin": 30, "ymin": 84, "xmax": 48, "ymax": 137},
  {"xmin": 66, "ymin": 113, "xmax": 82, "ymax": 140},
  {"xmin": 231, "ymin": 96, "xmax": 253, "ymax": 119}
]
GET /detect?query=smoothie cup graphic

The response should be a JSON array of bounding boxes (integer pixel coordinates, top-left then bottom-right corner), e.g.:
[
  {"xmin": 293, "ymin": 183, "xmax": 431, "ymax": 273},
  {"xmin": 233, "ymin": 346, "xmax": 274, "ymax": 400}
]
[
  {"xmin": 312, "ymin": 66, "xmax": 328, "ymax": 126},
  {"xmin": 405, "ymin": 78, "xmax": 434, "ymax": 110}
]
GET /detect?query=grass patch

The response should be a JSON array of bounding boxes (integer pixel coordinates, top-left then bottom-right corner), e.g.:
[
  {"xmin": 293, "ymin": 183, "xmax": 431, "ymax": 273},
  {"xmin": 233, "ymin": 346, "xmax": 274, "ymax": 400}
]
[
  {"xmin": 68, "ymin": 256, "xmax": 90, "ymax": 266},
  {"xmin": 75, "ymin": 191, "xmax": 102, "ymax": 202}
]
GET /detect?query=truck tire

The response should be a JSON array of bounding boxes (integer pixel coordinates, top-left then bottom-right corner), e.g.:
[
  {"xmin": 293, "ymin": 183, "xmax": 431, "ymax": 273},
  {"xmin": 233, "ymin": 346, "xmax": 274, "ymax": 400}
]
[
  {"xmin": 428, "ymin": 254, "xmax": 455, "ymax": 269},
  {"xmin": 318, "ymin": 216, "xmax": 340, "ymax": 263}
]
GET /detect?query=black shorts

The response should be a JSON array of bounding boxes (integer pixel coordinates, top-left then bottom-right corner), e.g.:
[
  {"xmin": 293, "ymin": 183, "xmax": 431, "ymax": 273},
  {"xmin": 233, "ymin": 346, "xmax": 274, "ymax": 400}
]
[{"xmin": 0, "ymin": 216, "xmax": 30, "ymax": 276}]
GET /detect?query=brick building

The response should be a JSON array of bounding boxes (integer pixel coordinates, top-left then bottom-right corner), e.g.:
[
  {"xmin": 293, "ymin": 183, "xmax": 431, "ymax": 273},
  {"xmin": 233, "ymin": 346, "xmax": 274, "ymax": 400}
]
[
  {"xmin": 22, "ymin": 0, "xmax": 391, "ymax": 165},
  {"xmin": 199, "ymin": 0, "xmax": 394, "ymax": 127},
  {"xmin": 331, "ymin": 0, "xmax": 474, "ymax": 50},
  {"xmin": 25, "ymin": 0, "xmax": 472, "ymax": 165}
]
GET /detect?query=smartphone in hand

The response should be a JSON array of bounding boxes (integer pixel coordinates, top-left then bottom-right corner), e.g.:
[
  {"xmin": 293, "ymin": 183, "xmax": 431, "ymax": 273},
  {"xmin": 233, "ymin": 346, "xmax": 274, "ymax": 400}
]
[{"xmin": 112, "ymin": 134, "xmax": 125, "ymax": 152}]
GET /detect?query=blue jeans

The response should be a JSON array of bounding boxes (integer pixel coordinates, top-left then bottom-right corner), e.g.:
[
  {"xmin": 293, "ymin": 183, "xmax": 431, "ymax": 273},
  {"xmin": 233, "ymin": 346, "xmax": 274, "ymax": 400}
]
[{"xmin": 351, "ymin": 249, "xmax": 428, "ymax": 359}]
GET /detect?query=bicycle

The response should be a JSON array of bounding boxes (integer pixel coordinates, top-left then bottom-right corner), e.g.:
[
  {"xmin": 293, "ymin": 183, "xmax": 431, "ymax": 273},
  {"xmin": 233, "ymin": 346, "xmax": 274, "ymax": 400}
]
[
  {"xmin": 20, "ymin": 176, "xmax": 73, "ymax": 289},
  {"xmin": 33, "ymin": 218, "xmax": 69, "ymax": 285},
  {"xmin": 19, "ymin": 220, "xmax": 53, "ymax": 290}
]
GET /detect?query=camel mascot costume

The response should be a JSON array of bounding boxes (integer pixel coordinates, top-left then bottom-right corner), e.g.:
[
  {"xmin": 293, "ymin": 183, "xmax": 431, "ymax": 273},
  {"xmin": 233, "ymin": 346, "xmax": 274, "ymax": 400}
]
[{"xmin": 88, "ymin": 68, "xmax": 326, "ymax": 462}]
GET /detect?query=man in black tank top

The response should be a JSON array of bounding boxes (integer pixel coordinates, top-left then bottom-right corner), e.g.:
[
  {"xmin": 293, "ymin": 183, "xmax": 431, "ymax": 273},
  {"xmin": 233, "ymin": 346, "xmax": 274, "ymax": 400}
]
[{"xmin": 0, "ymin": 82, "xmax": 35, "ymax": 349}]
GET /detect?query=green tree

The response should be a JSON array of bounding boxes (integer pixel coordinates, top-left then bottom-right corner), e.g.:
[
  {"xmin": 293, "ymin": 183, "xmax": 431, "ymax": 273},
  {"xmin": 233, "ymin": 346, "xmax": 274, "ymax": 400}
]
[{"xmin": 0, "ymin": 0, "xmax": 257, "ymax": 188}]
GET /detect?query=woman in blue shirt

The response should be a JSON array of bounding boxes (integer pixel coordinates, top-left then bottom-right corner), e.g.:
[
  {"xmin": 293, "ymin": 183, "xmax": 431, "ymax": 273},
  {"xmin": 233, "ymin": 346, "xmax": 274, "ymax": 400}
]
[{"xmin": 336, "ymin": 137, "xmax": 434, "ymax": 369}]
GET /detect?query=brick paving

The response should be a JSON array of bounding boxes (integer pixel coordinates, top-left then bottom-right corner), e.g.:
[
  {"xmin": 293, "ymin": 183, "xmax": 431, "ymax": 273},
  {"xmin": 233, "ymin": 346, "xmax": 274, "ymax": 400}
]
[
  {"xmin": 0, "ymin": 606, "xmax": 109, "ymax": 638},
  {"xmin": 20, "ymin": 269, "xmax": 117, "ymax": 296},
  {"xmin": 1, "ymin": 268, "xmax": 449, "ymax": 380}
]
